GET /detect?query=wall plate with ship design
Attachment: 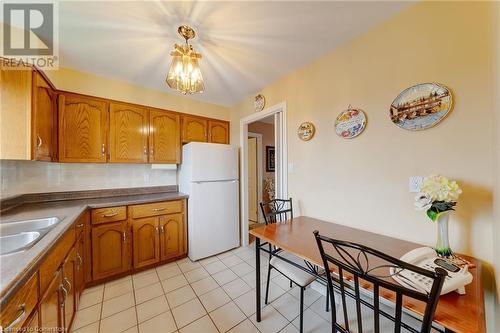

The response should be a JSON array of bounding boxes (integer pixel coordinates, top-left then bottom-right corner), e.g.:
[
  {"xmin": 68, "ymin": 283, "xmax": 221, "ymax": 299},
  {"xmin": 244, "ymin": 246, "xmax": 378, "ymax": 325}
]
[
  {"xmin": 297, "ymin": 122, "xmax": 315, "ymax": 141},
  {"xmin": 390, "ymin": 83, "xmax": 453, "ymax": 131}
]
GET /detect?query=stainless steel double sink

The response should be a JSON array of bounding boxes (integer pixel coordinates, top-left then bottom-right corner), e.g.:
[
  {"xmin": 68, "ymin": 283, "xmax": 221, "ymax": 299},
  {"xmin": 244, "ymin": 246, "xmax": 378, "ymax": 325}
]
[{"xmin": 0, "ymin": 217, "xmax": 64, "ymax": 255}]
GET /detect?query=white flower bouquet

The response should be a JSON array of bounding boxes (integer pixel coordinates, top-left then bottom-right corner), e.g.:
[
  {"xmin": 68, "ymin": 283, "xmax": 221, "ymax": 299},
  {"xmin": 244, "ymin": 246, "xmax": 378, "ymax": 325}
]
[
  {"xmin": 414, "ymin": 175, "xmax": 462, "ymax": 256},
  {"xmin": 414, "ymin": 175, "xmax": 462, "ymax": 221}
]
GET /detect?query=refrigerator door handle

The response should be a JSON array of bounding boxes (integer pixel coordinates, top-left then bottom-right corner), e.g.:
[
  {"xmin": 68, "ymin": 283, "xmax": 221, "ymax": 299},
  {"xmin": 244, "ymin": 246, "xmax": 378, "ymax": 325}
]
[{"xmin": 193, "ymin": 180, "xmax": 238, "ymax": 184}]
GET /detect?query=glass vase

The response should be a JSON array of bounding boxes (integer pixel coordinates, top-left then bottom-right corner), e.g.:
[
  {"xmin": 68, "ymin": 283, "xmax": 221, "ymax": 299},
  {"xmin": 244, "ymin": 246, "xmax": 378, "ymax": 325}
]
[{"xmin": 435, "ymin": 211, "xmax": 453, "ymax": 257}]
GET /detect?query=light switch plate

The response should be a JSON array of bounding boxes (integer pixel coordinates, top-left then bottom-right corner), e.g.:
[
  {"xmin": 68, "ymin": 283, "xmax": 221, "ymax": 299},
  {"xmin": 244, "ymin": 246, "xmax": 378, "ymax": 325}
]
[{"xmin": 409, "ymin": 176, "xmax": 424, "ymax": 193}]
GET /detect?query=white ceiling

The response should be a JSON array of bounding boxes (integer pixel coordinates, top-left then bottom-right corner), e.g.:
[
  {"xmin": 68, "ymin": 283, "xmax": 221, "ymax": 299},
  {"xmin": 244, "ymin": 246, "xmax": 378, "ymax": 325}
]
[{"xmin": 58, "ymin": 1, "xmax": 414, "ymax": 107}]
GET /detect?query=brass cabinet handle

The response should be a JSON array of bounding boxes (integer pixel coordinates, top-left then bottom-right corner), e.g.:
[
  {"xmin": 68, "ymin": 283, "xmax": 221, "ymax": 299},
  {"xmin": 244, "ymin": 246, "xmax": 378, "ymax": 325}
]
[
  {"xmin": 76, "ymin": 253, "xmax": 83, "ymax": 267},
  {"xmin": 153, "ymin": 208, "xmax": 165, "ymax": 212},
  {"xmin": 155, "ymin": 226, "xmax": 159, "ymax": 234},
  {"xmin": 101, "ymin": 143, "xmax": 106, "ymax": 156},
  {"xmin": 37, "ymin": 135, "xmax": 43, "ymax": 149},
  {"xmin": 5, "ymin": 303, "xmax": 26, "ymax": 330},
  {"xmin": 122, "ymin": 231, "xmax": 126, "ymax": 242},
  {"xmin": 160, "ymin": 225, "xmax": 164, "ymax": 233},
  {"xmin": 150, "ymin": 148, "xmax": 154, "ymax": 156},
  {"xmin": 102, "ymin": 212, "xmax": 118, "ymax": 217},
  {"xmin": 60, "ymin": 285, "xmax": 68, "ymax": 308},
  {"xmin": 76, "ymin": 223, "xmax": 84, "ymax": 228},
  {"xmin": 144, "ymin": 146, "xmax": 148, "ymax": 155},
  {"xmin": 63, "ymin": 277, "xmax": 72, "ymax": 292}
]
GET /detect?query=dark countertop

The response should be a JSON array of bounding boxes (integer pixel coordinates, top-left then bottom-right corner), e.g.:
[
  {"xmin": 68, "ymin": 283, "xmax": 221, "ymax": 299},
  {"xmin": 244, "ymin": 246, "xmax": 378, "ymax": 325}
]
[{"xmin": 0, "ymin": 190, "xmax": 188, "ymax": 303}]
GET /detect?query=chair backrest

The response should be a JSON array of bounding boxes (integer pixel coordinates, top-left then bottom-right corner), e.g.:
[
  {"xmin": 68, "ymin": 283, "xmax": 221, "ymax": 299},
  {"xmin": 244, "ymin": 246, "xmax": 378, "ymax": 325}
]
[
  {"xmin": 313, "ymin": 230, "xmax": 446, "ymax": 333},
  {"xmin": 259, "ymin": 198, "xmax": 293, "ymax": 225}
]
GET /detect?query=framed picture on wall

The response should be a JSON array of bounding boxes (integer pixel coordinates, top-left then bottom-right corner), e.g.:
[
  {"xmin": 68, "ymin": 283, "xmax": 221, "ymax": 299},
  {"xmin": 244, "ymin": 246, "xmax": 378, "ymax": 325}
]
[{"xmin": 266, "ymin": 146, "xmax": 275, "ymax": 172}]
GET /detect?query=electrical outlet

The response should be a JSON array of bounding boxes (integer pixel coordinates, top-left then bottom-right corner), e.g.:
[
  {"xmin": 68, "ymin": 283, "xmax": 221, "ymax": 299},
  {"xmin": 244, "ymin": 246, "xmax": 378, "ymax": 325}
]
[{"xmin": 409, "ymin": 176, "xmax": 424, "ymax": 193}]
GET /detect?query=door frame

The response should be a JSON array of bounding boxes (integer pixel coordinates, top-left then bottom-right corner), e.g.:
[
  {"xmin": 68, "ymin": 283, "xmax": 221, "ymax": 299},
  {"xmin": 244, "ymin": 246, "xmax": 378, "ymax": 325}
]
[
  {"xmin": 240, "ymin": 102, "xmax": 288, "ymax": 246},
  {"xmin": 247, "ymin": 132, "xmax": 263, "ymax": 223}
]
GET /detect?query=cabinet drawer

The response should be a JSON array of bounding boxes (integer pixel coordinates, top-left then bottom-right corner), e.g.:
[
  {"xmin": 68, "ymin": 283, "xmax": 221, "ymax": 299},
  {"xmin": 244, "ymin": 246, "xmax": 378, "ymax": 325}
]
[
  {"xmin": 0, "ymin": 273, "xmax": 38, "ymax": 330},
  {"xmin": 130, "ymin": 200, "xmax": 183, "ymax": 219},
  {"xmin": 92, "ymin": 206, "xmax": 127, "ymax": 225}
]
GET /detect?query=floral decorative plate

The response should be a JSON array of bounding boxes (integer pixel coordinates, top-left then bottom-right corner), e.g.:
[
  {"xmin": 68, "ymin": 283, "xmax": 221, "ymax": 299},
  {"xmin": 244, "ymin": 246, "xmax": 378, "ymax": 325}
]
[
  {"xmin": 297, "ymin": 122, "xmax": 315, "ymax": 141},
  {"xmin": 335, "ymin": 107, "xmax": 367, "ymax": 139}
]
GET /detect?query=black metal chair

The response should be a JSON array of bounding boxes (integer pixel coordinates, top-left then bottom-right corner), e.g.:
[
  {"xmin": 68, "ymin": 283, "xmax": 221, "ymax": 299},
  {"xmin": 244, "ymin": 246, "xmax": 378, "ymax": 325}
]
[
  {"xmin": 259, "ymin": 198, "xmax": 322, "ymax": 333},
  {"xmin": 313, "ymin": 230, "xmax": 446, "ymax": 333}
]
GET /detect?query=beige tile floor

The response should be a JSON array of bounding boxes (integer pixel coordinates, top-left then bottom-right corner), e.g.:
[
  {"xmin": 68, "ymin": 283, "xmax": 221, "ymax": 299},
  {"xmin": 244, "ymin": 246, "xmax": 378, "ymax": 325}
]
[{"xmin": 71, "ymin": 245, "xmax": 330, "ymax": 333}]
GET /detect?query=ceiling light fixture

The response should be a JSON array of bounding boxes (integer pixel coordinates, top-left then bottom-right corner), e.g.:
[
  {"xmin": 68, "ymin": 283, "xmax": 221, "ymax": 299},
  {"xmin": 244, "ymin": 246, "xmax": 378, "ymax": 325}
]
[{"xmin": 166, "ymin": 25, "xmax": 204, "ymax": 95}]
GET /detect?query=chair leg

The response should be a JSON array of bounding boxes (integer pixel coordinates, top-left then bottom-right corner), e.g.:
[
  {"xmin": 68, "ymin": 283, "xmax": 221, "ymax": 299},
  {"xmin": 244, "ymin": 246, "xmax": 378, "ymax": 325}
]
[
  {"xmin": 265, "ymin": 265, "xmax": 272, "ymax": 304},
  {"xmin": 299, "ymin": 287, "xmax": 304, "ymax": 333},
  {"xmin": 326, "ymin": 288, "xmax": 329, "ymax": 312}
]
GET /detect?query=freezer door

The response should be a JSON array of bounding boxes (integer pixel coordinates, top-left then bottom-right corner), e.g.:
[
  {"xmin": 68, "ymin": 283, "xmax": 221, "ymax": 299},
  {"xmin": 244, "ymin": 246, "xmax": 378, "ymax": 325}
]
[
  {"xmin": 185, "ymin": 143, "xmax": 238, "ymax": 181},
  {"xmin": 188, "ymin": 180, "xmax": 240, "ymax": 261}
]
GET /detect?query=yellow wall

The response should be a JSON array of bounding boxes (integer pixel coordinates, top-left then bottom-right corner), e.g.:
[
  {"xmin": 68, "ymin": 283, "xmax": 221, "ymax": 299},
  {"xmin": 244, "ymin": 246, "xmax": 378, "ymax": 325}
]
[
  {"xmin": 494, "ymin": 1, "xmax": 500, "ymax": 328},
  {"xmin": 45, "ymin": 67, "xmax": 230, "ymax": 120},
  {"xmin": 232, "ymin": 2, "xmax": 497, "ymax": 327}
]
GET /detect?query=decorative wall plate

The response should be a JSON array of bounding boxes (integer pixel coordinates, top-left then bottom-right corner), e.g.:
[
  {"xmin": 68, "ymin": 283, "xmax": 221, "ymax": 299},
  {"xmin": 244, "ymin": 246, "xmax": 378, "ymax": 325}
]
[
  {"xmin": 254, "ymin": 94, "xmax": 266, "ymax": 112},
  {"xmin": 335, "ymin": 106, "xmax": 367, "ymax": 139},
  {"xmin": 390, "ymin": 83, "xmax": 453, "ymax": 131},
  {"xmin": 297, "ymin": 122, "xmax": 315, "ymax": 141}
]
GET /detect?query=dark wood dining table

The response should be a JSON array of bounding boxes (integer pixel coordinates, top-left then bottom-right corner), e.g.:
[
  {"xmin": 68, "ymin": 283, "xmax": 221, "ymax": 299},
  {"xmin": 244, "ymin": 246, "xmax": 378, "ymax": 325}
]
[{"xmin": 249, "ymin": 216, "xmax": 486, "ymax": 333}]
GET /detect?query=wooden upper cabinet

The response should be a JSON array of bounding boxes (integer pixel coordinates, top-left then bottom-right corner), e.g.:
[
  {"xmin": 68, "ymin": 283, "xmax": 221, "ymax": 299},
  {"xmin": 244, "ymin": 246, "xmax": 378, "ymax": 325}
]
[
  {"xmin": 132, "ymin": 217, "xmax": 160, "ymax": 268},
  {"xmin": 182, "ymin": 115, "xmax": 207, "ymax": 143},
  {"xmin": 109, "ymin": 102, "xmax": 149, "ymax": 163},
  {"xmin": 208, "ymin": 120, "xmax": 229, "ymax": 144},
  {"xmin": 32, "ymin": 71, "xmax": 56, "ymax": 161},
  {"xmin": 91, "ymin": 221, "xmax": 130, "ymax": 280},
  {"xmin": 149, "ymin": 110, "xmax": 180, "ymax": 163},
  {"xmin": 0, "ymin": 67, "xmax": 32, "ymax": 160},
  {"xmin": 58, "ymin": 93, "xmax": 108, "ymax": 163}
]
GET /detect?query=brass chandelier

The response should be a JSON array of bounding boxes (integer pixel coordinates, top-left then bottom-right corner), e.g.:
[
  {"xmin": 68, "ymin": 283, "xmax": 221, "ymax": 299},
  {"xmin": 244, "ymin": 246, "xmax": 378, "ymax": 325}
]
[{"xmin": 166, "ymin": 25, "xmax": 204, "ymax": 95}]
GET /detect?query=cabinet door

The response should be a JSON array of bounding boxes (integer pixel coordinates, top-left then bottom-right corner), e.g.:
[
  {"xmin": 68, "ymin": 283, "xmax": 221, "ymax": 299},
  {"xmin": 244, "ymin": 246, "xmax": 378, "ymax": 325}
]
[
  {"xmin": 32, "ymin": 71, "xmax": 56, "ymax": 161},
  {"xmin": 109, "ymin": 102, "xmax": 149, "ymax": 163},
  {"xmin": 92, "ymin": 222, "xmax": 130, "ymax": 280},
  {"xmin": 62, "ymin": 249, "xmax": 75, "ymax": 332},
  {"xmin": 208, "ymin": 120, "xmax": 229, "ymax": 144},
  {"xmin": 25, "ymin": 309, "xmax": 39, "ymax": 331},
  {"xmin": 132, "ymin": 217, "xmax": 160, "ymax": 268},
  {"xmin": 0, "ymin": 67, "xmax": 32, "ymax": 160},
  {"xmin": 39, "ymin": 271, "xmax": 63, "ymax": 333},
  {"xmin": 160, "ymin": 214, "xmax": 184, "ymax": 261},
  {"xmin": 149, "ymin": 110, "xmax": 181, "ymax": 163},
  {"xmin": 182, "ymin": 115, "xmax": 207, "ymax": 143},
  {"xmin": 58, "ymin": 93, "xmax": 108, "ymax": 163},
  {"xmin": 75, "ymin": 235, "xmax": 85, "ymax": 308}
]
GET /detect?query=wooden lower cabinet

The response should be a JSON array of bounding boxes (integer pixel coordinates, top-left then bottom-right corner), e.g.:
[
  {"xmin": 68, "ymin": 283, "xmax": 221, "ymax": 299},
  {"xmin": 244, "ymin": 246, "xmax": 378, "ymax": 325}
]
[
  {"xmin": 92, "ymin": 221, "xmax": 130, "ymax": 280},
  {"xmin": 75, "ymin": 235, "xmax": 85, "ymax": 308},
  {"xmin": 132, "ymin": 217, "xmax": 160, "ymax": 268},
  {"xmin": 25, "ymin": 310, "xmax": 39, "ymax": 331},
  {"xmin": 39, "ymin": 270, "xmax": 63, "ymax": 332},
  {"xmin": 62, "ymin": 249, "xmax": 76, "ymax": 332},
  {"xmin": 0, "ymin": 272, "xmax": 38, "ymax": 331},
  {"xmin": 160, "ymin": 214, "xmax": 185, "ymax": 261}
]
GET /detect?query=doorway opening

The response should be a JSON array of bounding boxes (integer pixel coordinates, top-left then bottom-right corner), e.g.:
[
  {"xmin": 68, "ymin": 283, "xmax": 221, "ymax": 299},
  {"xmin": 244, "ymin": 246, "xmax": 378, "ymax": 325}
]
[{"xmin": 240, "ymin": 102, "xmax": 288, "ymax": 246}]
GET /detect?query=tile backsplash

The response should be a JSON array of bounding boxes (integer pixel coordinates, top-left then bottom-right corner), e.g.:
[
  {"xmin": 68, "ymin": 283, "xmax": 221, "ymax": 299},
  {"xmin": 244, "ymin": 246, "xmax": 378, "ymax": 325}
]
[{"xmin": 0, "ymin": 160, "xmax": 177, "ymax": 198}]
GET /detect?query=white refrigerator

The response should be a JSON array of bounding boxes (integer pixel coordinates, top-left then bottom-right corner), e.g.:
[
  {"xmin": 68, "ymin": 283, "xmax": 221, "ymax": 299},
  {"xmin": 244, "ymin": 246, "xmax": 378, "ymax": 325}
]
[{"xmin": 179, "ymin": 142, "xmax": 240, "ymax": 261}]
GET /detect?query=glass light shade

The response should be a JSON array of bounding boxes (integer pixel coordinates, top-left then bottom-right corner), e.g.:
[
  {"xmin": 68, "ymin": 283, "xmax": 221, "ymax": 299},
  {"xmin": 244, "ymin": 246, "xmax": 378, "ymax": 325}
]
[{"xmin": 166, "ymin": 44, "xmax": 204, "ymax": 94}]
